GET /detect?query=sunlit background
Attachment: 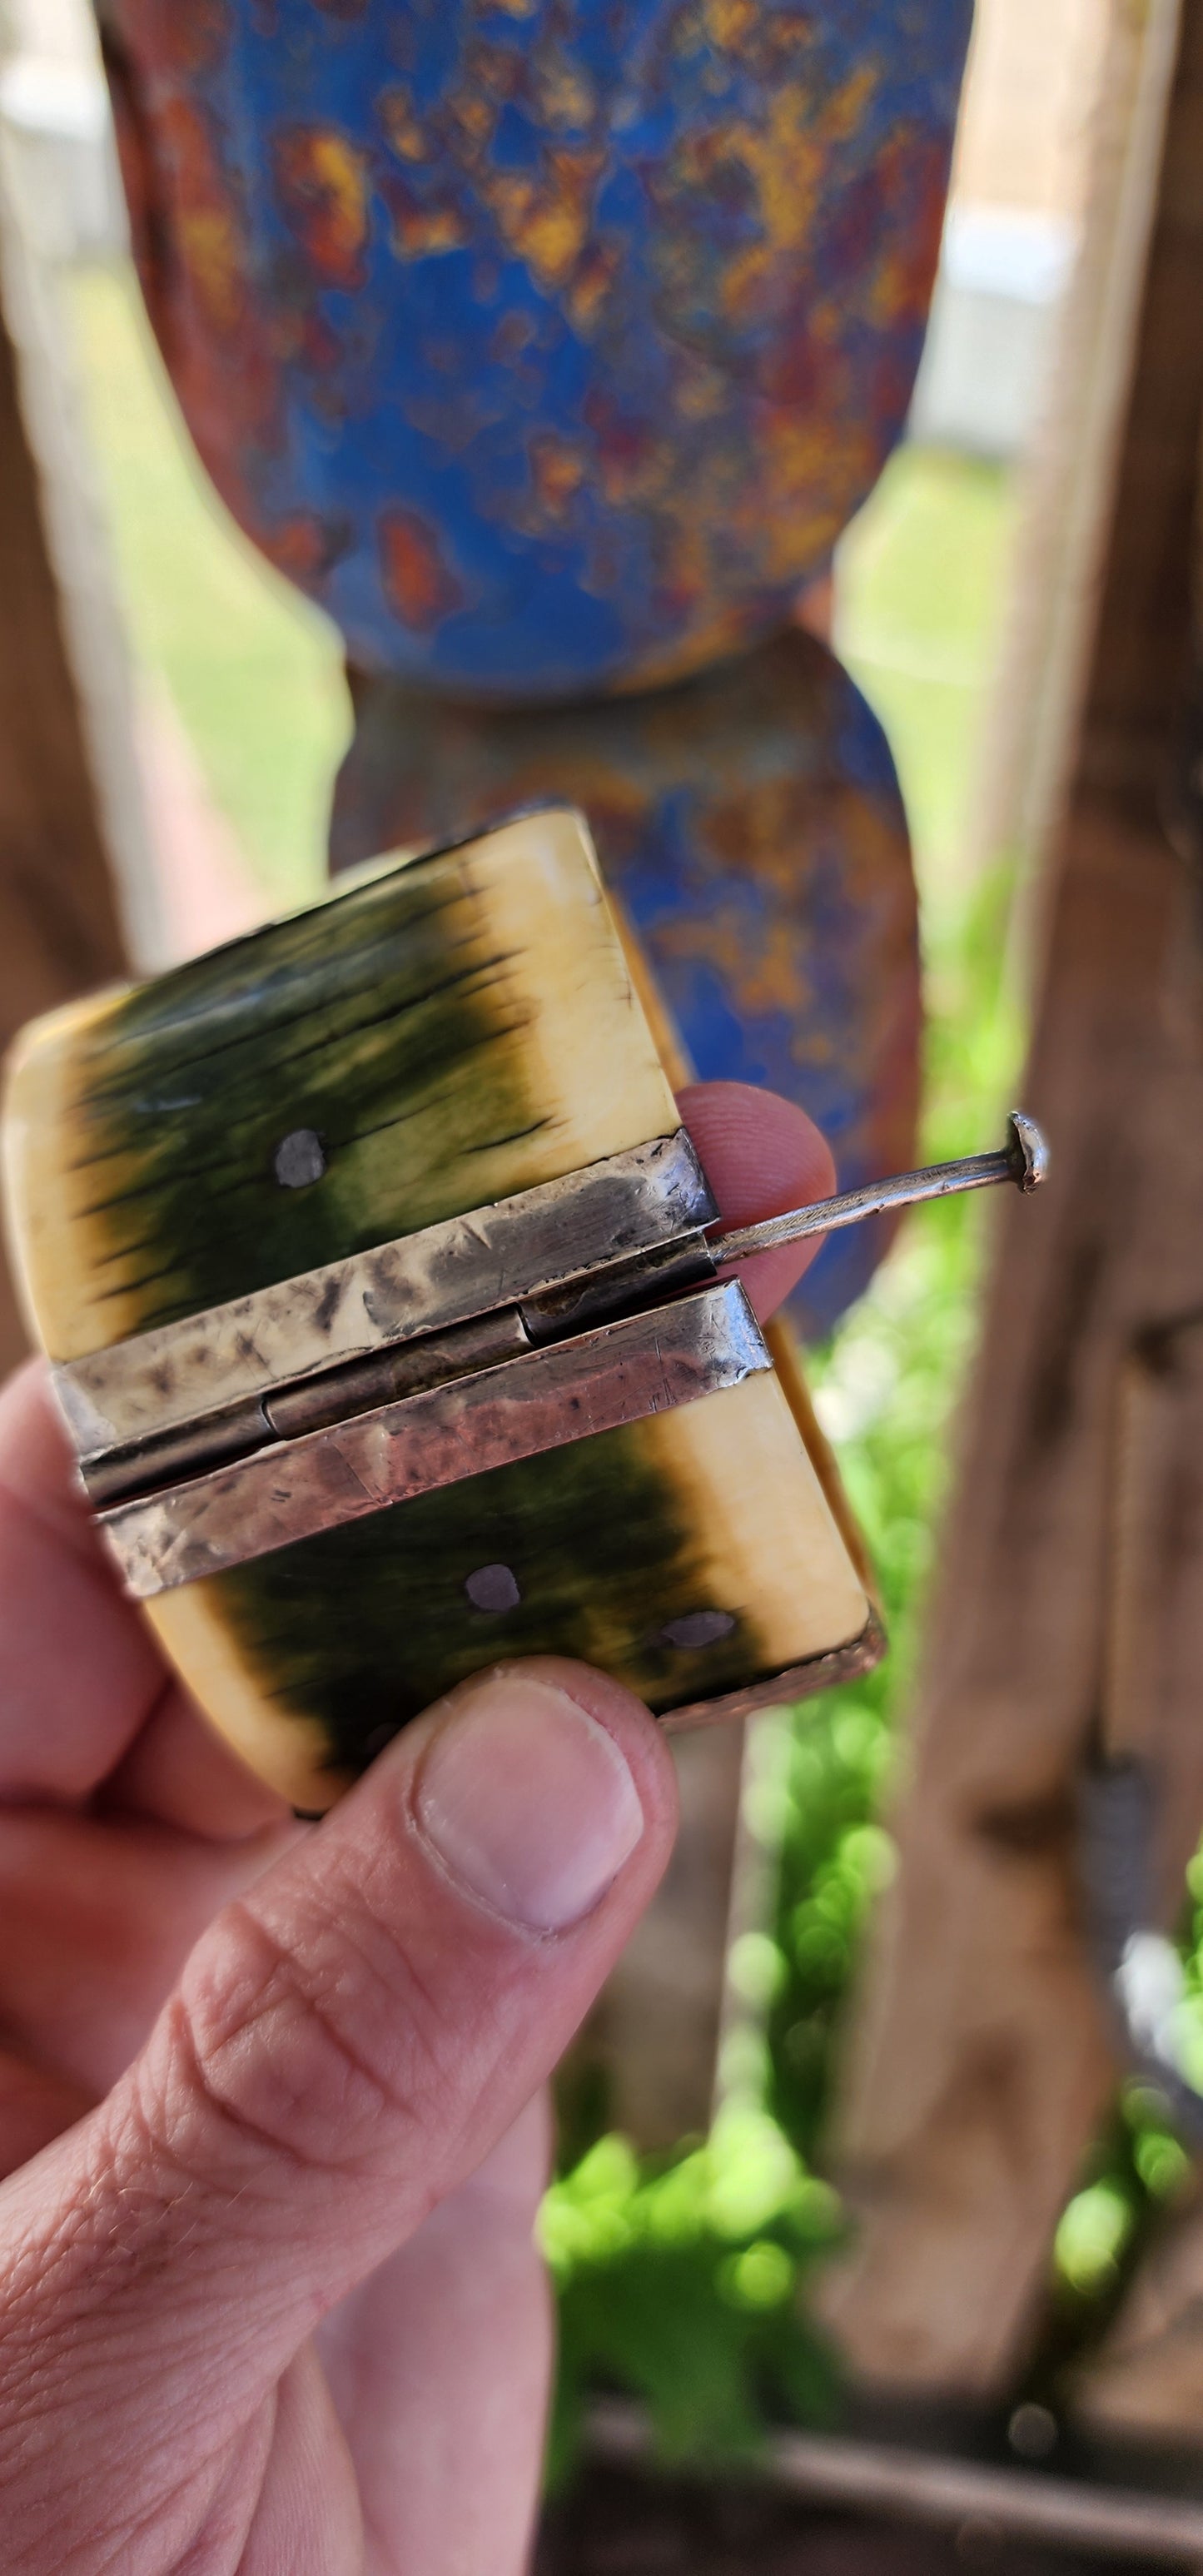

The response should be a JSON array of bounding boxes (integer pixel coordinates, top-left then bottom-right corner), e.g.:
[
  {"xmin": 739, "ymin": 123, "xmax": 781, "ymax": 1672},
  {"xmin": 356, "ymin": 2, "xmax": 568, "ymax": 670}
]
[{"xmin": 2, "ymin": 0, "xmax": 1183, "ymax": 2464}]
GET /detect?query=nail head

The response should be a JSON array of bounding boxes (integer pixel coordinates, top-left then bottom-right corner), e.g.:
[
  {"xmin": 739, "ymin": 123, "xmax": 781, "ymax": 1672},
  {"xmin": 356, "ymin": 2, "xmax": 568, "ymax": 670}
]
[
  {"xmin": 465, "ymin": 1562, "xmax": 522, "ymax": 1614},
  {"xmin": 659, "ymin": 1609, "xmax": 737, "ymax": 1650},
  {"xmin": 274, "ymin": 1127, "xmax": 326, "ymax": 1189},
  {"xmin": 1006, "ymin": 1111, "xmax": 1049, "ymax": 1193}
]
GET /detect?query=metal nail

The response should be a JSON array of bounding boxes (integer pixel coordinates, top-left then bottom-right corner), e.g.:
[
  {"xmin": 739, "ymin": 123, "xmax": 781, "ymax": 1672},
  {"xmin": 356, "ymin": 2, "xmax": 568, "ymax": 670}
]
[{"xmin": 713, "ymin": 1111, "xmax": 1049, "ymax": 1268}]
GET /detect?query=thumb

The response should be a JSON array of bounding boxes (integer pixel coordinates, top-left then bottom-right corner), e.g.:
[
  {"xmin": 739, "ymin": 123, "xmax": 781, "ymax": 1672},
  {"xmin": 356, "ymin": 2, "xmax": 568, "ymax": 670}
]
[{"xmin": 0, "ymin": 1660, "xmax": 675, "ymax": 2534}]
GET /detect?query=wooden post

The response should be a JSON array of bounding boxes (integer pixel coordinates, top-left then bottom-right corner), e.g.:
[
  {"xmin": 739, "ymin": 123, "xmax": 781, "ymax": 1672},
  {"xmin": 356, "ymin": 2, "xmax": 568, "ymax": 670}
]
[
  {"xmin": 968, "ymin": 0, "xmax": 1183, "ymax": 889},
  {"xmin": 0, "ymin": 161, "xmax": 149, "ymax": 1366},
  {"xmin": 818, "ymin": 0, "xmax": 1203, "ymax": 2402},
  {"xmin": 583, "ymin": 1723, "xmax": 749, "ymax": 2151}
]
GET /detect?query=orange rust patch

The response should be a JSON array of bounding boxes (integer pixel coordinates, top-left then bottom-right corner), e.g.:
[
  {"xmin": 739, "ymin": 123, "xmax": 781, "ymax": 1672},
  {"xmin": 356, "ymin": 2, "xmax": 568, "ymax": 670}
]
[
  {"xmin": 263, "ymin": 512, "xmax": 345, "ymax": 583},
  {"xmin": 529, "ymin": 433, "xmax": 589, "ymax": 517},
  {"xmin": 486, "ymin": 147, "xmax": 605, "ymax": 290},
  {"xmin": 703, "ymin": 0, "xmax": 758, "ymax": 49},
  {"xmin": 273, "ymin": 126, "xmax": 370, "ymax": 289},
  {"xmin": 378, "ymin": 85, "xmax": 429, "ymax": 164},
  {"xmin": 380, "ymin": 510, "xmax": 465, "ymax": 630},
  {"xmin": 382, "ymin": 177, "xmax": 468, "ymax": 261},
  {"xmin": 161, "ymin": 97, "xmax": 247, "ymax": 334},
  {"xmin": 567, "ymin": 238, "xmax": 621, "ymax": 331}
]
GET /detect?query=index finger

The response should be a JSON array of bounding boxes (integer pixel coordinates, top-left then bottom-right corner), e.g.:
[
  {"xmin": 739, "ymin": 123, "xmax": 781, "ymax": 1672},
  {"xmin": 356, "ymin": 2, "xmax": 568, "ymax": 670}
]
[{"xmin": 0, "ymin": 1361, "xmax": 165, "ymax": 1803}]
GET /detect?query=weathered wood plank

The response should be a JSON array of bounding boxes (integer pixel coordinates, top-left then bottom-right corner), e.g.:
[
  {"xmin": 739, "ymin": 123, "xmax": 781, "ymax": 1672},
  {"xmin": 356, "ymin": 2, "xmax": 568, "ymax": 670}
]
[
  {"xmin": 970, "ymin": 0, "xmax": 1182, "ymax": 881},
  {"xmin": 0, "ymin": 172, "xmax": 141, "ymax": 1372},
  {"xmin": 820, "ymin": 802, "xmax": 1203, "ymax": 2394},
  {"xmin": 818, "ymin": 0, "xmax": 1203, "ymax": 2399},
  {"xmin": 1061, "ymin": 85, "xmax": 1203, "ymax": 2460},
  {"xmin": 584, "ymin": 1718, "xmax": 748, "ymax": 2151},
  {"xmin": 0, "ymin": 313, "xmax": 126, "ymax": 1024},
  {"xmin": 1072, "ymin": 2166, "xmax": 1203, "ymax": 2441}
]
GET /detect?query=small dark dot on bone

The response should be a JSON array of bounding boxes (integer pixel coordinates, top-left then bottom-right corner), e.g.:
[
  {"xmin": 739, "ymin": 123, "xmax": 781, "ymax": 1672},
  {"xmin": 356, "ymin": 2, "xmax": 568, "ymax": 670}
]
[
  {"xmin": 274, "ymin": 1128, "xmax": 326, "ymax": 1188},
  {"xmin": 659, "ymin": 1610, "xmax": 737, "ymax": 1650},
  {"xmin": 465, "ymin": 1563, "xmax": 522, "ymax": 1614}
]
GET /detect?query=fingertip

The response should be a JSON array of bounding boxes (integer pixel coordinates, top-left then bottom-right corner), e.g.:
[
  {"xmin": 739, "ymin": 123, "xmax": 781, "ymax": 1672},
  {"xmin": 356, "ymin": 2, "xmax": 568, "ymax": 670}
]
[
  {"xmin": 402, "ymin": 1657, "xmax": 678, "ymax": 1937},
  {"xmin": 486, "ymin": 1654, "xmax": 680, "ymax": 1845},
  {"xmin": 677, "ymin": 1079, "xmax": 835, "ymax": 1211},
  {"xmin": 677, "ymin": 1079, "xmax": 835, "ymax": 1319},
  {"xmin": 0, "ymin": 1357, "xmax": 90, "ymax": 1544},
  {"xmin": 0, "ymin": 1361, "xmax": 167, "ymax": 1800}
]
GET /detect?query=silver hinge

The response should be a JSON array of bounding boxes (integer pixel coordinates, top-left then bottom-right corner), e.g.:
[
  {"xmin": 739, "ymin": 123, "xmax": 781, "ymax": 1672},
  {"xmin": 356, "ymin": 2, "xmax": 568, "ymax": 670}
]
[{"xmin": 52, "ymin": 1112, "xmax": 1047, "ymax": 1599}]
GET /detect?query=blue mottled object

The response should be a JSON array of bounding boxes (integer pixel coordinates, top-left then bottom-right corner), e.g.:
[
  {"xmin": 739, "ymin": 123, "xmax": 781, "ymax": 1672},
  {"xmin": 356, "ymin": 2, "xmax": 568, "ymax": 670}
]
[
  {"xmin": 102, "ymin": 0, "xmax": 970, "ymax": 697},
  {"xmin": 331, "ymin": 629, "xmax": 920, "ymax": 1335}
]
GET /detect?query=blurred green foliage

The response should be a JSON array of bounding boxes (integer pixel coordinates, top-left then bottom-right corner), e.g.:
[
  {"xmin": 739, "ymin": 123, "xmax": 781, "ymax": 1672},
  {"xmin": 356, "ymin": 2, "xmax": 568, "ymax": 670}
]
[
  {"xmin": 1030, "ymin": 1944, "xmax": 1203, "ymax": 2392},
  {"xmin": 543, "ymin": 2111, "xmax": 845, "ymax": 2479}
]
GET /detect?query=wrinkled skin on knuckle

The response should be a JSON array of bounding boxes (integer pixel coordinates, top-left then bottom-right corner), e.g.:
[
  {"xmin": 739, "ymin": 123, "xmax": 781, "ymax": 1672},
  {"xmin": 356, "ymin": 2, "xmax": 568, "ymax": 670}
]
[
  {"xmin": 165, "ymin": 1908, "xmax": 409, "ymax": 2181},
  {"xmin": 164, "ymin": 1870, "xmax": 484, "ymax": 2195},
  {"xmin": 0, "ymin": 2103, "xmax": 148, "ymax": 2384},
  {"xmin": 0, "ymin": 2116, "xmax": 204, "ymax": 2555}
]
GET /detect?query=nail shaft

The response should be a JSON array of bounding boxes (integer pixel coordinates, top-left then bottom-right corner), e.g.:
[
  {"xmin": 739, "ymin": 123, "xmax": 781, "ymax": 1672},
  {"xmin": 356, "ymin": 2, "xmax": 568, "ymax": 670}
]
[{"xmin": 715, "ymin": 1111, "xmax": 1048, "ymax": 1267}]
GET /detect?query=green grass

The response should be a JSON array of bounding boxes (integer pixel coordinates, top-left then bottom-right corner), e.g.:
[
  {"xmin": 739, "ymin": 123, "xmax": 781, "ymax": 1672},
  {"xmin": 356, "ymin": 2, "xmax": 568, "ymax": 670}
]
[{"xmin": 64, "ymin": 262, "xmax": 347, "ymax": 905}]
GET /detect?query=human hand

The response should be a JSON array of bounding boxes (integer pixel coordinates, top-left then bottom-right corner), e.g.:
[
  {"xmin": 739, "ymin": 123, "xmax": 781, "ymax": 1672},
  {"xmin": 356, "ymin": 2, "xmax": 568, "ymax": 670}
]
[{"xmin": 0, "ymin": 1082, "xmax": 832, "ymax": 2576}]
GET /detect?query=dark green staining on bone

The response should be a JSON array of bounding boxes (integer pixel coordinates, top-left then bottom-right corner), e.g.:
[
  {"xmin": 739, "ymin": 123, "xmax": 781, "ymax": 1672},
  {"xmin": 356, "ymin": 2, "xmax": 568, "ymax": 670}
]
[
  {"xmin": 211, "ymin": 1420, "xmax": 759, "ymax": 1778},
  {"xmin": 67, "ymin": 856, "xmax": 539, "ymax": 1337}
]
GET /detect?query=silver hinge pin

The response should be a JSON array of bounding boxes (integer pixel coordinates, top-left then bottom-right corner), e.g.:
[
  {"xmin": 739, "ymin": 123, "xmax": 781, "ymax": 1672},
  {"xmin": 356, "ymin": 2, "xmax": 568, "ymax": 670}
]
[{"xmin": 713, "ymin": 1110, "xmax": 1048, "ymax": 1268}]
